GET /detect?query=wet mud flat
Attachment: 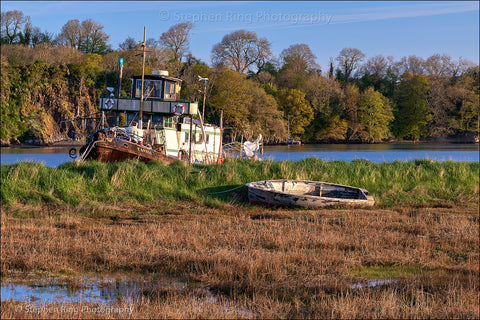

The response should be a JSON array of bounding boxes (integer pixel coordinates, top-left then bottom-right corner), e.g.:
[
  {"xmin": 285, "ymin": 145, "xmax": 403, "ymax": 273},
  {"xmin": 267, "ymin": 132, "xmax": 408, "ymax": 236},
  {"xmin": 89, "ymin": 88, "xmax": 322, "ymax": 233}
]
[{"xmin": 1, "ymin": 205, "xmax": 479, "ymax": 318}]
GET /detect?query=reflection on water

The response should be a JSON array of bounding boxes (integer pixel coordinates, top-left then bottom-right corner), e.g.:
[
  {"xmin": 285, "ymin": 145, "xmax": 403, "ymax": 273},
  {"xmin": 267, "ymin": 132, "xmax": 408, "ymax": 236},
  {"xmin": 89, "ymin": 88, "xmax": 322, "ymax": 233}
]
[
  {"xmin": 2, "ymin": 283, "xmax": 108, "ymax": 305},
  {"xmin": 1, "ymin": 144, "xmax": 478, "ymax": 167},
  {"xmin": 1, "ymin": 277, "xmax": 256, "ymax": 318},
  {"xmin": 1, "ymin": 277, "xmax": 183, "ymax": 305},
  {"xmin": 351, "ymin": 278, "xmax": 398, "ymax": 289}
]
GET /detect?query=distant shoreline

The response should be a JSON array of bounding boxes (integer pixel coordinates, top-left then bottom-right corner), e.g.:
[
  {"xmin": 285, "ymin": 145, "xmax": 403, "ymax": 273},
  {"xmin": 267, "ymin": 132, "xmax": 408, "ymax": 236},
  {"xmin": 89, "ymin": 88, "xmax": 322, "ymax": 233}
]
[{"xmin": 1, "ymin": 138, "xmax": 478, "ymax": 149}]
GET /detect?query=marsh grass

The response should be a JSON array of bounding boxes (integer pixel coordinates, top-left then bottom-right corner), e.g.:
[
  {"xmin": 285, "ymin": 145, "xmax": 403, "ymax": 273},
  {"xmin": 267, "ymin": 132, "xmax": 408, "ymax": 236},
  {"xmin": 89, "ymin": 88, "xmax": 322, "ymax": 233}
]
[
  {"xmin": 1, "ymin": 206, "xmax": 478, "ymax": 318},
  {"xmin": 1, "ymin": 158, "xmax": 478, "ymax": 212},
  {"xmin": 1, "ymin": 158, "xmax": 478, "ymax": 318},
  {"xmin": 350, "ymin": 265, "xmax": 443, "ymax": 279}
]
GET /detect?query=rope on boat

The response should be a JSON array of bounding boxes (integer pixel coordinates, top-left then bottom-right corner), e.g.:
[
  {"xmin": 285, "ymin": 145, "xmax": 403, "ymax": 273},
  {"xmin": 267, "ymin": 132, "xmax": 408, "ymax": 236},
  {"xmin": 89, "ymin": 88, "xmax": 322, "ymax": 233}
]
[{"xmin": 206, "ymin": 184, "xmax": 247, "ymax": 195}]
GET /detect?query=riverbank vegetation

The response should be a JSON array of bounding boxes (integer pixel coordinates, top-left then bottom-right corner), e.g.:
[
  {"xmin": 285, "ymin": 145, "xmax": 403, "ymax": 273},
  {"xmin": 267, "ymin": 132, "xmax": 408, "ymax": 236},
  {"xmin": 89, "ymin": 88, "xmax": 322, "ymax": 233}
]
[
  {"xmin": 1, "ymin": 158, "xmax": 478, "ymax": 211},
  {"xmin": 1, "ymin": 159, "xmax": 479, "ymax": 318},
  {"xmin": 1, "ymin": 10, "xmax": 479, "ymax": 145}
]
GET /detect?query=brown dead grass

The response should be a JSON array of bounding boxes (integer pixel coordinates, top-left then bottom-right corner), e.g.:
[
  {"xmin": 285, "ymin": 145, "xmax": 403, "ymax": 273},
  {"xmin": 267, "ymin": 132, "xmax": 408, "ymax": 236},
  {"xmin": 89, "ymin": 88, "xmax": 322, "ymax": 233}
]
[{"xmin": 1, "ymin": 203, "xmax": 479, "ymax": 319}]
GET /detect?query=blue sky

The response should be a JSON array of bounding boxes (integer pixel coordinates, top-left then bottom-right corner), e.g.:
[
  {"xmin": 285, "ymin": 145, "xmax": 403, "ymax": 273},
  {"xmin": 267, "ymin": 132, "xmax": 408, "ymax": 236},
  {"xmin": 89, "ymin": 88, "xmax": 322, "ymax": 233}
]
[{"xmin": 2, "ymin": 1, "xmax": 478, "ymax": 70}]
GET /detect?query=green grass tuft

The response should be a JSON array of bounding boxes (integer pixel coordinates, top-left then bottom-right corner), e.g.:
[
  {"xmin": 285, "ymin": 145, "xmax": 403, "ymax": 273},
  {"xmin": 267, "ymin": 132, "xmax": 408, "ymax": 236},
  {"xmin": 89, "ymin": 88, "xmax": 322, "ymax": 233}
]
[{"xmin": 1, "ymin": 158, "xmax": 478, "ymax": 210}]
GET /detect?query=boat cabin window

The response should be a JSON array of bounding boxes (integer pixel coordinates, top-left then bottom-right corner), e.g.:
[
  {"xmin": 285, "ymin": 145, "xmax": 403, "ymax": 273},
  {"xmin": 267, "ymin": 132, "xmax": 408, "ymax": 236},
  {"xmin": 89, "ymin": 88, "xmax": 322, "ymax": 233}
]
[
  {"xmin": 164, "ymin": 116, "xmax": 177, "ymax": 128},
  {"xmin": 164, "ymin": 81, "xmax": 176, "ymax": 100},
  {"xmin": 194, "ymin": 133, "xmax": 203, "ymax": 143},
  {"xmin": 135, "ymin": 79, "xmax": 162, "ymax": 99},
  {"xmin": 151, "ymin": 115, "xmax": 164, "ymax": 128}
]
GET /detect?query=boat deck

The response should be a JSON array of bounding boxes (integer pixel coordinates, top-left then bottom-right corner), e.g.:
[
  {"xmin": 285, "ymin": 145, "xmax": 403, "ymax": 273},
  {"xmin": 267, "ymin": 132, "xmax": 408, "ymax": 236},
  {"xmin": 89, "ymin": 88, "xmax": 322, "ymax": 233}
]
[{"xmin": 265, "ymin": 180, "xmax": 364, "ymax": 199}]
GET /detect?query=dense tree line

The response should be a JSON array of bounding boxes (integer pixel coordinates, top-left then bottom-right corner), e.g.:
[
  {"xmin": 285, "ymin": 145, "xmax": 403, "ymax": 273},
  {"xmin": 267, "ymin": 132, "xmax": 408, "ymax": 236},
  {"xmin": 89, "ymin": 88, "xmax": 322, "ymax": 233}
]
[{"xmin": 1, "ymin": 10, "xmax": 478, "ymax": 144}]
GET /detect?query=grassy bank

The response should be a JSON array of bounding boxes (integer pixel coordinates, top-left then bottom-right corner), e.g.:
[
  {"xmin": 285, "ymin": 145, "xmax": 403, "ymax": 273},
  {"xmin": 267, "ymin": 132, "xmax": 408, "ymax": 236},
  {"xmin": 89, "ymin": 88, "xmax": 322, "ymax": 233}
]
[
  {"xmin": 1, "ymin": 158, "xmax": 479, "ymax": 318},
  {"xmin": 1, "ymin": 158, "xmax": 478, "ymax": 212}
]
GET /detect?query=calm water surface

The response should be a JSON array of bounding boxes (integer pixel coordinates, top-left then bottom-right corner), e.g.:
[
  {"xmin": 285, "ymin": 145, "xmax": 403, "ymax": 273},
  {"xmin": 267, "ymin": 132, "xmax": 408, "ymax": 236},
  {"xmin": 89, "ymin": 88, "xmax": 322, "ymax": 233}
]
[
  {"xmin": 262, "ymin": 144, "xmax": 479, "ymax": 163},
  {"xmin": 1, "ymin": 144, "xmax": 478, "ymax": 167},
  {"xmin": 1, "ymin": 147, "xmax": 73, "ymax": 167},
  {"xmin": 1, "ymin": 277, "xmax": 255, "ymax": 317}
]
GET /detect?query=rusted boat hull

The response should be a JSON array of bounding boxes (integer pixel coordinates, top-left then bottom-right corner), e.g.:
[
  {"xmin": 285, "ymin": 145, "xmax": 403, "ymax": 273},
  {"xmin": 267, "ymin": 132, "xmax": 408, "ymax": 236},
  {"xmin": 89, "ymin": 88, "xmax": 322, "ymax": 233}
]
[
  {"xmin": 84, "ymin": 139, "xmax": 179, "ymax": 165},
  {"xmin": 246, "ymin": 180, "xmax": 375, "ymax": 208}
]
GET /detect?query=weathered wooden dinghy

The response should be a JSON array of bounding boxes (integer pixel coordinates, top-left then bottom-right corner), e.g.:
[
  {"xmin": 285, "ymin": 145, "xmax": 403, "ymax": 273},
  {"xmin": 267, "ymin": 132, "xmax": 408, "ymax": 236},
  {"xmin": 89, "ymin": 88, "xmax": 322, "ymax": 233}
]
[{"xmin": 246, "ymin": 179, "xmax": 375, "ymax": 208}]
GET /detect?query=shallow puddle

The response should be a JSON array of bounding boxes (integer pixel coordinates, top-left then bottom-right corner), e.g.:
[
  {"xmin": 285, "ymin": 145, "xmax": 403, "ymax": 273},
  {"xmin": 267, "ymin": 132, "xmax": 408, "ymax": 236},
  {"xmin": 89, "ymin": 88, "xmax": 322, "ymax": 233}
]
[
  {"xmin": 1, "ymin": 278, "xmax": 176, "ymax": 305},
  {"xmin": 1, "ymin": 276, "xmax": 188, "ymax": 305},
  {"xmin": 351, "ymin": 278, "xmax": 398, "ymax": 289},
  {"xmin": 1, "ymin": 276, "xmax": 256, "ymax": 318}
]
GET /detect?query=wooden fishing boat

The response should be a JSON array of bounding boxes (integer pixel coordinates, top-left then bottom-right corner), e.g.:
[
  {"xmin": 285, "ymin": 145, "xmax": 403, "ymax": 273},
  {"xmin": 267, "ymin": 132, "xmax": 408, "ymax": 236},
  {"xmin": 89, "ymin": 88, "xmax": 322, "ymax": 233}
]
[
  {"xmin": 79, "ymin": 128, "xmax": 179, "ymax": 164},
  {"xmin": 246, "ymin": 179, "xmax": 375, "ymax": 208}
]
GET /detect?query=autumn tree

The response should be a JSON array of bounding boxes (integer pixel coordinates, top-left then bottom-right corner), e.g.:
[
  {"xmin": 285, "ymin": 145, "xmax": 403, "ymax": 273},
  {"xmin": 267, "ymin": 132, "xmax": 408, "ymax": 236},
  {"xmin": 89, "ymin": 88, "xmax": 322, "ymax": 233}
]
[
  {"xmin": 392, "ymin": 55, "xmax": 425, "ymax": 76},
  {"xmin": 210, "ymin": 69, "xmax": 252, "ymax": 132},
  {"xmin": 1, "ymin": 10, "xmax": 30, "ymax": 44},
  {"xmin": 424, "ymin": 54, "xmax": 452, "ymax": 76},
  {"xmin": 249, "ymin": 61, "xmax": 278, "ymax": 85},
  {"xmin": 446, "ymin": 69, "xmax": 479, "ymax": 131},
  {"xmin": 159, "ymin": 22, "xmax": 193, "ymax": 63},
  {"xmin": 426, "ymin": 70, "xmax": 478, "ymax": 136},
  {"xmin": 57, "ymin": 19, "xmax": 110, "ymax": 54},
  {"xmin": 276, "ymin": 88, "xmax": 313, "ymax": 137},
  {"xmin": 79, "ymin": 19, "xmax": 110, "ymax": 54},
  {"xmin": 57, "ymin": 19, "xmax": 82, "ymax": 49},
  {"xmin": 119, "ymin": 36, "xmax": 139, "ymax": 50},
  {"xmin": 157, "ymin": 23, "xmax": 194, "ymax": 77},
  {"xmin": 393, "ymin": 73, "xmax": 432, "ymax": 140},
  {"xmin": 277, "ymin": 43, "xmax": 319, "ymax": 89},
  {"xmin": 302, "ymin": 76, "xmax": 346, "ymax": 141},
  {"xmin": 211, "ymin": 30, "xmax": 271, "ymax": 74},
  {"xmin": 358, "ymin": 87, "xmax": 394, "ymax": 141},
  {"xmin": 247, "ymin": 84, "xmax": 285, "ymax": 141},
  {"xmin": 426, "ymin": 75, "xmax": 456, "ymax": 136},
  {"xmin": 209, "ymin": 69, "xmax": 284, "ymax": 140},
  {"xmin": 280, "ymin": 44, "xmax": 319, "ymax": 74},
  {"xmin": 446, "ymin": 57, "xmax": 477, "ymax": 78},
  {"xmin": 145, "ymin": 38, "xmax": 158, "ymax": 48},
  {"xmin": 302, "ymin": 75, "xmax": 343, "ymax": 116},
  {"xmin": 361, "ymin": 55, "xmax": 391, "ymax": 79},
  {"xmin": 17, "ymin": 22, "xmax": 36, "ymax": 46},
  {"xmin": 179, "ymin": 55, "xmax": 210, "ymax": 103},
  {"xmin": 358, "ymin": 55, "xmax": 394, "ymax": 91},
  {"xmin": 343, "ymin": 83, "xmax": 361, "ymax": 140},
  {"xmin": 335, "ymin": 48, "xmax": 365, "ymax": 81}
]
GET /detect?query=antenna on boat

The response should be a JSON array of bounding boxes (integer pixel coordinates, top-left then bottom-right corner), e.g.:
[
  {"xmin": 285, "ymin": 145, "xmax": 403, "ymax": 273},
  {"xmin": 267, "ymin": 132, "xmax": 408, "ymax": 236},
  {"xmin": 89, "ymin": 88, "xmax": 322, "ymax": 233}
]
[
  {"xmin": 139, "ymin": 26, "xmax": 147, "ymax": 129},
  {"xmin": 198, "ymin": 75, "xmax": 209, "ymax": 119}
]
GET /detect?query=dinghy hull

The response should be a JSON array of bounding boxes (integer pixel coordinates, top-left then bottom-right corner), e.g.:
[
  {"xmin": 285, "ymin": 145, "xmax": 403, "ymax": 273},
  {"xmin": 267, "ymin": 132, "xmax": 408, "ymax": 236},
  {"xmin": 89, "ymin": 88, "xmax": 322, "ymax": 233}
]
[{"xmin": 246, "ymin": 180, "xmax": 375, "ymax": 208}]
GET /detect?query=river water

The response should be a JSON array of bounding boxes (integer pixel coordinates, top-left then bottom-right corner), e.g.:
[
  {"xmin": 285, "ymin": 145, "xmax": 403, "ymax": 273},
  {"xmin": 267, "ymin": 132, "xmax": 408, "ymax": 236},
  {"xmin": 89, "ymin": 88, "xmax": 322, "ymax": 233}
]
[{"xmin": 0, "ymin": 144, "xmax": 478, "ymax": 167}]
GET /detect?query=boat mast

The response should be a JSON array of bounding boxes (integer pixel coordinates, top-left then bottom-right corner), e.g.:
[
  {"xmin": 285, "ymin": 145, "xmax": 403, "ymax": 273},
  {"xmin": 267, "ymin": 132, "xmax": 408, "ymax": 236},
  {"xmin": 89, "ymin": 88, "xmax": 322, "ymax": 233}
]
[
  {"xmin": 139, "ymin": 26, "xmax": 146, "ymax": 129},
  {"xmin": 198, "ymin": 76, "xmax": 209, "ymax": 119}
]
